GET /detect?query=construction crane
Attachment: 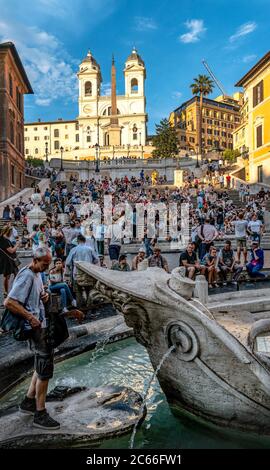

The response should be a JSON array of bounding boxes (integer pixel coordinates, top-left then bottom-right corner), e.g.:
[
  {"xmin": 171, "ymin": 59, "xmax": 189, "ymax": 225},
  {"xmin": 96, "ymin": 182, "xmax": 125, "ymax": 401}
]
[{"xmin": 202, "ymin": 59, "xmax": 227, "ymax": 97}]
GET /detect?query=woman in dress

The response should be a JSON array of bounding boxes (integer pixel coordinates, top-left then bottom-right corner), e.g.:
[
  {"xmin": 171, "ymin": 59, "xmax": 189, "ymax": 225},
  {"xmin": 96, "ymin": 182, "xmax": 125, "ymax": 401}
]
[{"xmin": 0, "ymin": 226, "xmax": 20, "ymax": 298}]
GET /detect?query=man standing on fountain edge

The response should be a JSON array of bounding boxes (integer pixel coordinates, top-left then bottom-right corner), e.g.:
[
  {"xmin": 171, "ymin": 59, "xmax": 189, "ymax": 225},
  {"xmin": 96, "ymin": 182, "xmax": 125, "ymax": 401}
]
[{"xmin": 4, "ymin": 247, "xmax": 60, "ymax": 430}]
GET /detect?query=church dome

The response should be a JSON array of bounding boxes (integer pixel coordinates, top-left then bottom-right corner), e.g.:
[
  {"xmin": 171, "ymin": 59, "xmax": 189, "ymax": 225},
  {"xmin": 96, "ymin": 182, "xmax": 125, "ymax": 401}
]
[
  {"xmin": 81, "ymin": 50, "xmax": 100, "ymax": 69},
  {"xmin": 126, "ymin": 48, "xmax": 145, "ymax": 67}
]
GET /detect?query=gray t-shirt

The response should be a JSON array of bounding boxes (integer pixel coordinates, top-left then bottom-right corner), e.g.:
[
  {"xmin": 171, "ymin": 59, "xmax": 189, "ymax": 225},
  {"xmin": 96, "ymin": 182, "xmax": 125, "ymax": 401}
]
[
  {"xmin": 233, "ymin": 220, "xmax": 248, "ymax": 238},
  {"xmin": 8, "ymin": 267, "xmax": 46, "ymax": 329}
]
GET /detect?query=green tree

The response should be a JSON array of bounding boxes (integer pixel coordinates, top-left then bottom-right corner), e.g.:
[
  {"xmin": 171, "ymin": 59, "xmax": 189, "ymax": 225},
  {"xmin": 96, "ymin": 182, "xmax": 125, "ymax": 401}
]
[
  {"xmin": 190, "ymin": 75, "xmax": 215, "ymax": 157},
  {"xmin": 223, "ymin": 149, "xmax": 241, "ymax": 163},
  {"xmin": 26, "ymin": 157, "xmax": 44, "ymax": 167},
  {"xmin": 152, "ymin": 118, "xmax": 178, "ymax": 158}
]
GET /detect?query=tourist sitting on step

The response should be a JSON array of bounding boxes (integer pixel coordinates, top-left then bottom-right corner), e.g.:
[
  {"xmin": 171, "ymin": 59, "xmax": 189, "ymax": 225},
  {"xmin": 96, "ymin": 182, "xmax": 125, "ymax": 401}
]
[
  {"xmin": 111, "ymin": 254, "xmax": 131, "ymax": 272},
  {"xmin": 202, "ymin": 246, "xmax": 219, "ymax": 289},
  {"xmin": 148, "ymin": 245, "xmax": 169, "ymax": 273},
  {"xmin": 48, "ymin": 258, "xmax": 77, "ymax": 313},
  {"xmin": 218, "ymin": 240, "xmax": 243, "ymax": 286},
  {"xmin": 132, "ymin": 247, "xmax": 146, "ymax": 271},
  {"xmin": 179, "ymin": 243, "xmax": 205, "ymax": 280},
  {"xmin": 246, "ymin": 241, "xmax": 265, "ymax": 279}
]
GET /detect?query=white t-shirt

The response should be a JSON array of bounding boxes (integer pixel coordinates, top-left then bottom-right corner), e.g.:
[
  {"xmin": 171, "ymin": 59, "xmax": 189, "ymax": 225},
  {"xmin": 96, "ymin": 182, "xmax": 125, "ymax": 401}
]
[
  {"xmin": 233, "ymin": 220, "xmax": 248, "ymax": 238},
  {"xmin": 248, "ymin": 220, "xmax": 262, "ymax": 234}
]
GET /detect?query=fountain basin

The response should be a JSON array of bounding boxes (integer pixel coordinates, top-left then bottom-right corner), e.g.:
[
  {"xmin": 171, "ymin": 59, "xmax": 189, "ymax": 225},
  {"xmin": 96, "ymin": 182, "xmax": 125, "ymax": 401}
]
[{"xmin": 0, "ymin": 385, "xmax": 145, "ymax": 448}]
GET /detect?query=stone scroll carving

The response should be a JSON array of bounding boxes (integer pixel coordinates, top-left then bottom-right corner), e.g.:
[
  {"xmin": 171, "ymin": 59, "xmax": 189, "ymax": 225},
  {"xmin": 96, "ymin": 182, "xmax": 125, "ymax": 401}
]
[{"xmin": 89, "ymin": 281, "xmax": 152, "ymax": 347}]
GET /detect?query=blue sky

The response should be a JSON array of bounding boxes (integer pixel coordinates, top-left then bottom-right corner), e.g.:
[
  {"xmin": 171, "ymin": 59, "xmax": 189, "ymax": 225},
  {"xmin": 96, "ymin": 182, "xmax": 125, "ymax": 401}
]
[{"xmin": 0, "ymin": 0, "xmax": 269, "ymax": 133}]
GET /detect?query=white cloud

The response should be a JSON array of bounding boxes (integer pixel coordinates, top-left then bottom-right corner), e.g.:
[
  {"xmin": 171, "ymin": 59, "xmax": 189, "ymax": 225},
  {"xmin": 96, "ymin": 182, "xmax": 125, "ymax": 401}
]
[
  {"xmin": 242, "ymin": 54, "xmax": 257, "ymax": 63},
  {"xmin": 134, "ymin": 16, "xmax": 158, "ymax": 32},
  {"xmin": 179, "ymin": 19, "xmax": 206, "ymax": 43},
  {"xmin": 229, "ymin": 22, "xmax": 257, "ymax": 42},
  {"xmin": 35, "ymin": 98, "xmax": 51, "ymax": 106},
  {"xmin": 172, "ymin": 91, "xmax": 182, "ymax": 99},
  {"xmin": 0, "ymin": 20, "xmax": 78, "ymax": 107},
  {"xmin": 102, "ymin": 82, "xmax": 111, "ymax": 96}
]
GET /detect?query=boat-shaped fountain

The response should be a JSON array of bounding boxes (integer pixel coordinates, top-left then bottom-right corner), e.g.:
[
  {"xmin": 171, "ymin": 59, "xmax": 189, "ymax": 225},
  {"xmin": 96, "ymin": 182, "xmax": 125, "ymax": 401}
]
[{"xmin": 76, "ymin": 262, "xmax": 270, "ymax": 435}]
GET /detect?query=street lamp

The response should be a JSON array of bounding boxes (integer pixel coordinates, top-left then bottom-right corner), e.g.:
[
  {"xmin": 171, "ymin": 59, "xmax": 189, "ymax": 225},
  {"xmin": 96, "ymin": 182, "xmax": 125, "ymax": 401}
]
[
  {"xmin": 195, "ymin": 143, "xmax": 199, "ymax": 168},
  {"xmin": 127, "ymin": 143, "xmax": 130, "ymax": 158},
  {"xmin": 95, "ymin": 143, "xmax": 100, "ymax": 173},
  {"xmin": 60, "ymin": 146, "xmax": 64, "ymax": 171},
  {"xmin": 45, "ymin": 141, "xmax": 49, "ymax": 163}
]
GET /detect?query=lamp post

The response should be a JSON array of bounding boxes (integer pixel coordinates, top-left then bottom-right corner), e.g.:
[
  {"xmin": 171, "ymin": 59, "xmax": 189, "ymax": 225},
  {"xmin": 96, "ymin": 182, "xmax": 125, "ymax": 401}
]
[
  {"xmin": 195, "ymin": 143, "xmax": 199, "ymax": 168},
  {"xmin": 112, "ymin": 145, "xmax": 115, "ymax": 159},
  {"xmin": 95, "ymin": 143, "xmax": 100, "ymax": 173},
  {"xmin": 127, "ymin": 143, "xmax": 130, "ymax": 158},
  {"xmin": 60, "ymin": 146, "xmax": 64, "ymax": 171},
  {"xmin": 45, "ymin": 141, "xmax": 49, "ymax": 163}
]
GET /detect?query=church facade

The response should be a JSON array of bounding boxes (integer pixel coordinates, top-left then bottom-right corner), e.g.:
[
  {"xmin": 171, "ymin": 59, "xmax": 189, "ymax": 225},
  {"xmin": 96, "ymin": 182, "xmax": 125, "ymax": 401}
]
[{"xmin": 24, "ymin": 49, "xmax": 150, "ymax": 161}]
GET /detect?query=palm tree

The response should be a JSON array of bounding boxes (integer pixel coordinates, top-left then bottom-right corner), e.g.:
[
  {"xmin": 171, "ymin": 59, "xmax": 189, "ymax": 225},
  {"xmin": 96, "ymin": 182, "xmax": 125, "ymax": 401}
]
[{"xmin": 190, "ymin": 75, "xmax": 214, "ymax": 159}]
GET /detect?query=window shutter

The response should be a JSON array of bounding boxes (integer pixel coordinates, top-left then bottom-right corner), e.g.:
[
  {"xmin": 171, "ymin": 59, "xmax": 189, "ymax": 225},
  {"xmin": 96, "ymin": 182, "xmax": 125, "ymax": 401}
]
[
  {"xmin": 260, "ymin": 81, "xmax": 264, "ymax": 102},
  {"xmin": 256, "ymin": 125, "xmax": 262, "ymax": 148},
  {"xmin": 253, "ymin": 86, "xmax": 257, "ymax": 107}
]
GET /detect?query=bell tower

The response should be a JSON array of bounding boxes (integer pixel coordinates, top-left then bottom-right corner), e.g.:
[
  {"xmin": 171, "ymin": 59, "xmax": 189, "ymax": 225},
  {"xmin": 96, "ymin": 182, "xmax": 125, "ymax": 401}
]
[
  {"xmin": 124, "ymin": 47, "xmax": 146, "ymax": 98},
  {"xmin": 77, "ymin": 50, "xmax": 102, "ymax": 117}
]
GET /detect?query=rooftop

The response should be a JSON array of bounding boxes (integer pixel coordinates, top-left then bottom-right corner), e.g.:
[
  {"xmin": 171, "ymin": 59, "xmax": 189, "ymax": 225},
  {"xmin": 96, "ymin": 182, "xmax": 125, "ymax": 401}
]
[
  {"xmin": 0, "ymin": 42, "xmax": 33, "ymax": 94},
  {"xmin": 235, "ymin": 51, "xmax": 270, "ymax": 87}
]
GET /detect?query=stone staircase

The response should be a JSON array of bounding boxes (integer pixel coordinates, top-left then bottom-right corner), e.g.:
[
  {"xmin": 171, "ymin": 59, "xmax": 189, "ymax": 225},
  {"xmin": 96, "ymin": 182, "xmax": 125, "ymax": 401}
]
[{"xmin": 0, "ymin": 219, "xmax": 25, "ymax": 236}]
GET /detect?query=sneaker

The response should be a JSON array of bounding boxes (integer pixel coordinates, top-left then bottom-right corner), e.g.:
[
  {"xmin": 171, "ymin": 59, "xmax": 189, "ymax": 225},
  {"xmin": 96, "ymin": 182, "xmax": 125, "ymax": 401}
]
[
  {"xmin": 19, "ymin": 396, "xmax": 36, "ymax": 415},
  {"xmin": 33, "ymin": 409, "xmax": 60, "ymax": 430}
]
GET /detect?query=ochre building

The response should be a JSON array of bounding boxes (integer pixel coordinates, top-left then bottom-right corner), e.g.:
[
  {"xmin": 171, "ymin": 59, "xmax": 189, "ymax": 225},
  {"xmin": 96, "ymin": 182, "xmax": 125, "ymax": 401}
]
[
  {"xmin": 169, "ymin": 94, "xmax": 241, "ymax": 155},
  {"xmin": 233, "ymin": 51, "xmax": 270, "ymax": 184},
  {"xmin": 0, "ymin": 42, "xmax": 33, "ymax": 202}
]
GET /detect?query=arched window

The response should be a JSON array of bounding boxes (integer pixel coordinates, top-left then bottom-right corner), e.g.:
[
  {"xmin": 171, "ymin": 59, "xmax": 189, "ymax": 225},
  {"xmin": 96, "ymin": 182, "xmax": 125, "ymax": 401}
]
[
  {"xmin": 102, "ymin": 106, "xmax": 120, "ymax": 116},
  {"xmin": 85, "ymin": 81, "xmax": 92, "ymax": 96},
  {"xmin": 131, "ymin": 78, "xmax": 138, "ymax": 94},
  {"xmin": 132, "ymin": 124, "xmax": 138, "ymax": 141}
]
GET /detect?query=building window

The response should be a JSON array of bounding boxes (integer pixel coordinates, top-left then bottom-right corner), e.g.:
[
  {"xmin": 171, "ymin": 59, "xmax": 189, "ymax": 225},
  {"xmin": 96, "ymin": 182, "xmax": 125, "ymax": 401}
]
[
  {"xmin": 54, "ymin": 129, "xmax": 59, "ymax": 138},
  {"xmin": 257, "ymin": 165, "xmax": 263, "ymax": 183},
  {"xmin": 44, "ymin": 136, "xmax": 49, "ymax": 140},
  {"xmin": 44, "ymin": 126, "xmax": 48, "ymax": 130},
  {"xmin": 253, "ymin": 81, "xmax": 264, "ymax": 108},
  {"xmin": 131, "ymin": 78, "xmax": 138, "ymax": 94},
  {"xmin": 35, "ymin": 148, "xmax": 39, "ymax": 154},
  {"xmin": 9, "ymin": 74, "xmax": 13, "ymax": 97},
  {"xmin": 54, "ymin": 140, "xmax": 60, "ymax": 150},
  {"xmin": 65, "ymin": 135, "xmax": 69, "ymax": 139},
  {"xmin": 19, "ymin": 172, "xmax": 22, "ymax": 189},
  {"xmin": 10, "ymin": 121, "xmax": 14, "ymax": 144},
  {"xmin": 34, "ymin": 136, "xmax": 39, "ymax": 141},
  {"xmin": 75, "ymin": 122, "xmax": 79, "ymax": 130},
  {"xmin": 25, "ymin": 149, "xmax": 29, "ymax": 155},
  {"xmin": 34, "ymin": 127, "xmax": 38, "ymax": 131},
  {"xmin": 11, "ymin": 164, "xmax": 15, "ymax": 185},
  {"xmin": 16, "ymin": 87, "xmax": 22, "ymax": 112},
  {"xmin": 76, "ymin": 134, "xmax": 79, "ymax": 142},
  {"xmin": 207, "ymin": 139, "xmax": 212, "ymax": 145},
  {"xmin": 132, "ymin": 124, "xmax": 138, "ymax": 140},
  {"xmin": 87, "ymin": 135, "xmax": 91, "ymax": 143},
  {"xmin": 85, "ymin": 81, "xmax": 92, "ymax": 96},
  {"xmin": 207, "ymin": 129, "xmax": 212, "ymax": 134},
  {"xmin": 256, "ymin": 125, "xmax": 263, "ymax": 148},
  {"xmin": 25, "ymin": 128, "xmax": 28, "ymax": 132}
]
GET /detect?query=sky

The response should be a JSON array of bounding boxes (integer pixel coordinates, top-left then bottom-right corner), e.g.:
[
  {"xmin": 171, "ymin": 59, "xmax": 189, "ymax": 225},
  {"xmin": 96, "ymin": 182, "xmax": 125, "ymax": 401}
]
[{"xmin": 0, "ymin": 0, "xmax": 270, "ymax": 134}]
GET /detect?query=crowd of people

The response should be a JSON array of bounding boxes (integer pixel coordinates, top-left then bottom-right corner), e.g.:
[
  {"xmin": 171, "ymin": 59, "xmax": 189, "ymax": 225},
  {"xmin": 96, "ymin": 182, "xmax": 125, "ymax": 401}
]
[
  {"xmin": 0, "ymin": 173, "xmax": 269, "ymax": 299},
  {"xmin": 0, "ymin": 169, "xmax": 269, "ymax": 431}
]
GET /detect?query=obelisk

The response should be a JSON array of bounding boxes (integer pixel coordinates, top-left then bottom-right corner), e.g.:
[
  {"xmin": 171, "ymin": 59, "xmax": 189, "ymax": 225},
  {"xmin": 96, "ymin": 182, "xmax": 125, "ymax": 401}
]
[{"xmin": 108, "ymin": 55, "xmax": 122, "ymax": 146}]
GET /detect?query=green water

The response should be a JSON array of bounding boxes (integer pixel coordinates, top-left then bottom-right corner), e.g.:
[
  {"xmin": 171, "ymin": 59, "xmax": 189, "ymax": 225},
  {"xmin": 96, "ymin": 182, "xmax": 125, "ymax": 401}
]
[{"xmin": 1, "ymin": 338, "xmax": 270, "ymax": 449}]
